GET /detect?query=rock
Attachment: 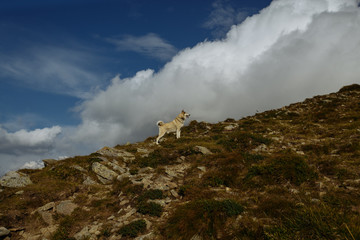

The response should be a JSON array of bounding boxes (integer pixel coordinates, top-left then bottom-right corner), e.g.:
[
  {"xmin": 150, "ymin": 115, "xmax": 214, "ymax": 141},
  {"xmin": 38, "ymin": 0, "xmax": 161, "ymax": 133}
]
[
  {"xmin": 39, "ymin": 224, "xmax": 59, "ymax": 238},
  {"xmin": 197, "ymin": 166, "xmax": 206, "ymax": 172},
  {"xmin": 92, "ymin": 162, "xmax": 118, "ymax": 184},
  {"xmin": 170, "ymin": 189, "xmax": 179, "ymax": 198},
  {"xmin": 253, "ymin": 144, "xmax": 268, "ymax": 152},
  {"xmin": 37, "ymin": 202, "xmax": 56, "ymax": 212},
  {"xmin": 42, "ymin": 159, "xmax": 58, "ymax": 167},
  {"xmin": 97, "ymin": 147, "xmax": 135, "ymax": 162},
  {"xmin": 117, "ymin": 173, "xmax": 131, "ymax": 182},
  {"xmin": 190, "ymin": 234, "xmax": 203, "ymax": 240},
  {"xmin": 194, "ymin": 146, "xmax": 212, "ymax": 155},
  {"xmin": 83, "ymin": 176, "xmax": 98, "ymax": 185},
  {"xmin": 71, "ymin": 165, "xmax": 87, "ymax": 172},
  {"xmin": 56, "ymin": 200, "xmax": 78, "ymax": 216},
  {"xmin": 224, "ymin": 124, "xmax": 238, "ymax": 131},
  {"xmin": 0, "ymin": 227, "xmax": 10, "ymax": 237},
  {"xmin": 74, "ymin": 226, "xmax": 91, "ymax": 240},
  {"xmin": 0, "ymin": 171, "xmax": 33, "ymax": 188},
  {"xmin": 137, "ymin": 148, "xmax": 153, "ymax": 157}
]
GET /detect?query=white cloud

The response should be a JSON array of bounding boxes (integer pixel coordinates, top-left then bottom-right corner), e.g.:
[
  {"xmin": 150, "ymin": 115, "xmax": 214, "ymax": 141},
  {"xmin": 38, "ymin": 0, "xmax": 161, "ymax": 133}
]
[
  {"xmin": 72, "ymin": 0, "xmax": 360, "ymax": 148},
  {"xmin": 0, "ymin": 126, "xmax": 61, "ymax": 154},
  {"xmin": 21, "ymin": 161, "xmax": 44, "ymax": 170},
  {"xmin": 107, "ymin": 33, "xmax": 178, "ymax": 61}
]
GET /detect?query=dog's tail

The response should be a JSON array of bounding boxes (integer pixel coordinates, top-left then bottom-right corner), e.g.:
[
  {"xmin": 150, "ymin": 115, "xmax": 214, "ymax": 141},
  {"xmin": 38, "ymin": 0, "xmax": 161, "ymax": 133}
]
[{"xmin": 157, "ymin": 121, "xmax": 164, "ymax": 127}]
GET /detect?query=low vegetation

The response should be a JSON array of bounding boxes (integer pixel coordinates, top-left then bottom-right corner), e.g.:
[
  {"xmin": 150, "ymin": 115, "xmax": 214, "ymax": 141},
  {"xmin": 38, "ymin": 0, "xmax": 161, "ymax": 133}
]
[{"xmin": 1, "ymin": 84, "xmax": 360, "ymax": 239}]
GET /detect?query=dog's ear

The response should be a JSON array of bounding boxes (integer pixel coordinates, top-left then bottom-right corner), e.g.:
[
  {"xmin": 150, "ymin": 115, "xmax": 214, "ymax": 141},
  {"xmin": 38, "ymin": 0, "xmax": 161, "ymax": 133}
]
[{"xmin": 182, "ymin": 109, "xmax": 185, "ymax": 113}]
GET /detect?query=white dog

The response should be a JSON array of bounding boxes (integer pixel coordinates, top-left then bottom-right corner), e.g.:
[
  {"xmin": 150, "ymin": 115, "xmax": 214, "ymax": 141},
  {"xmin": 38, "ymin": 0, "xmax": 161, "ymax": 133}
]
[{"xmin": 156, "ymin": 110, "xmax": 190, "ymax": 144}]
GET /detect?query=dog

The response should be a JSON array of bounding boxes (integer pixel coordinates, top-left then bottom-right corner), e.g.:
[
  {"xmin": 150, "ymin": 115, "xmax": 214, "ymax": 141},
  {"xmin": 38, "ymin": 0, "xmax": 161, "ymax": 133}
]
[{"xmin": 156, "ymin": 110, "xmax": 190, "ymax": 144}]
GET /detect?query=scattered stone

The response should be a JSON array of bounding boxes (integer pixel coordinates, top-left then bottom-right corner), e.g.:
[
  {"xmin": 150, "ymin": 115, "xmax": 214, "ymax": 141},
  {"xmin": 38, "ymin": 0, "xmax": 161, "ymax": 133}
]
[
  {"xmin": 56, "ymin": 200, "xmax": 78, "ymax": 216},
  {"xmin": 190, "ymin": 234, "xmax": 203, "ymax": 240},
  {"xmin": 224, "ymin": 124, "xmax": 238, "ymax": 131},
  {"xmin": 170, "ymin": 189, "xmax": 179, "ymax": 198},
  {"xmin": 194, "ymin": 146, "xmax": 212, "ymax": 155},
  {"xmin": 39, "ymin": 224, "xmax": 59, "ymax": 238},
  {"xmin": 289, "ymin": 188, "xmax": 299, "ymax": 194},
  {"xmin": 0, "ymin": 171, "xmax": 33, "ymax": 188},
  {"xmin": 74, "ymin": 226, "xmax": 91, "ymax": 240},
  {"xmin": 137, "ymin": 148, "xmax": 153, "ymax": 157},
  {"xmin": 197, "ymin": 166, "xmax": 206, "ymax": 172},
  {"xmin": 15, "ymin": 190, "xmax": 24, "ymax": 195},
  {"xmin": 0, "ymin": 227, "xmax": 10, "ymax": 237},
  {"xmin": 253, "ymin": 144, "xmax": 268, "ymax": 152},
  {"xmin": 71, "ymin": 165, "xmax": 87, "ymax": 172},
  {"xmin": 83, "ymin": 176, "xmax": 98, "ymax": 185}
]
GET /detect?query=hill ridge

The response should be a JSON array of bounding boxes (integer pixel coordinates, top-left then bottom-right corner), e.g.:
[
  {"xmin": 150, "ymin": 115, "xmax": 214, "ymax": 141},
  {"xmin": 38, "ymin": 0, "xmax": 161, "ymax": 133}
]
[{"xmin": 0, "ymin": 84, "xmax": 359, "ymax": 240}]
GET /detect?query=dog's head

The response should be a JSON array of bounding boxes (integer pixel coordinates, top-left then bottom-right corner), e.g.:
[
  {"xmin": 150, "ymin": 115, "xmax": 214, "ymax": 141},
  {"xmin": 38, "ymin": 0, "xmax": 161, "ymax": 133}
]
[{"xmin": 180, "ymin": 110, "xmax": 191, "ymax": 119}]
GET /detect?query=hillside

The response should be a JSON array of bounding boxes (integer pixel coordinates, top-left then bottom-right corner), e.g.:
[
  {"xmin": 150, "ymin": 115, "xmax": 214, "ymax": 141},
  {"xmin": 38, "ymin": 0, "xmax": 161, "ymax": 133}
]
[{"xmin": 0, "ymin": 84, "xmax": 360, "ymax": 240}]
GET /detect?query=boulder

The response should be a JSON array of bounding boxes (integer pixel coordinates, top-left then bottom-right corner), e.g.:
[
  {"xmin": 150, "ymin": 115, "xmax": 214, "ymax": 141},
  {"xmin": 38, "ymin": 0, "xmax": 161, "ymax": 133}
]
[
  {"xmin": 0, "ymin": 171, "xmax": 32, "ymax": 188},
  {"xmin": 56, "ymin": 200, "xmax": 78, "ymax": 216},
  {"xmin": 194, "ymin": 146, "xmax": 212, "ymax": 155},
  {"xmin": 42, "ymin": 159, "xmax": 58, "ymax": 167},
  {"xmin": 92, "ymin": 162, "xmax": 118, "ymax": 184},
  {"xmin": 0, "ymin": 227, "xmax": 10, "ymax": 237}
]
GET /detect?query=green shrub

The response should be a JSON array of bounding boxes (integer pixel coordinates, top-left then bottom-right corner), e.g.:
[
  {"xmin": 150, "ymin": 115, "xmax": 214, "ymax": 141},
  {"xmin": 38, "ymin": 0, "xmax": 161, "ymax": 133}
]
[
  {"xmin": 138, "ymin": 189, "xmax": 163, "ymax": 202},
  {"xmin": 118, "ymin": 219, "xmax": 146, "ymax": 237},
  {"xmin": 135, "ymin": 149, "xmax": 178, "ymax": 168},
  {"xmin": 137, "ymin": 202, "xmax": 163, "ymax": 217}
]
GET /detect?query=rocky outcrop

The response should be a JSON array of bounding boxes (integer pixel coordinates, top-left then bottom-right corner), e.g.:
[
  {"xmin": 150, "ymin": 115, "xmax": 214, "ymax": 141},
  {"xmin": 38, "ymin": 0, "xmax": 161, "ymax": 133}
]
[
  {"xmin": 0, "ymin": 171, "xmax": 32, "ymax": 188},
  {"xmin": 92, "ymin": 162, "xmax": 118, "ymax": 184},
  {"xmin": 42, "ymin": 159, "xmax": 58, "ymax": 167}
]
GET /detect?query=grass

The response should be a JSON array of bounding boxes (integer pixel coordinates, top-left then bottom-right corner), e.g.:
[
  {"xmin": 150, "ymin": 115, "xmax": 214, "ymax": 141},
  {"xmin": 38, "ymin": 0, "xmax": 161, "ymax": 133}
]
[
  {"xmin": 245, "ymin": 152, "xmax": 317, "ymax": 186},
  {"xmin": 264, "ymin": 203, "xmax": 360, "ymax": 240},
  {"xmin": 3, "ymin": 84, "xmax": 360, "ymax": 240},
  {"xmin": 164, "ymin": 199, "xmax": 244, "ymax": 239}
]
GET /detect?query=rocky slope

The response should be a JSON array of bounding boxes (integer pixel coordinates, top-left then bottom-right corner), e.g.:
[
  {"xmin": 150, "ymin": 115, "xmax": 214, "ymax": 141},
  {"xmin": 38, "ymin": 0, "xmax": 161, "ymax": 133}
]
[{"xmin": 0, "ymin": 84, "xmax": 360, "ymax": 240}]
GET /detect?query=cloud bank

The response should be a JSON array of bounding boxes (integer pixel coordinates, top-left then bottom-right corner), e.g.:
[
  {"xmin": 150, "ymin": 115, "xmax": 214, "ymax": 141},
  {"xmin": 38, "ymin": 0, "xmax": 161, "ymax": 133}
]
[
  {"xmin": 75, "ymin": 0, "xmax": 360, "ymax": 146},
  {"xmin": 1, "ymin": 0, "xmax": 360, "ymax": 175}
]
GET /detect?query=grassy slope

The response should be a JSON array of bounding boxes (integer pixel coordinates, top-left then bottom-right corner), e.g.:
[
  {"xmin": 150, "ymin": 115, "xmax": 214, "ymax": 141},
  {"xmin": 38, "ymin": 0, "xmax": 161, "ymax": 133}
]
[{"xmin": 0, "ymin": 84, "xmax": 359, "ymax": 240}]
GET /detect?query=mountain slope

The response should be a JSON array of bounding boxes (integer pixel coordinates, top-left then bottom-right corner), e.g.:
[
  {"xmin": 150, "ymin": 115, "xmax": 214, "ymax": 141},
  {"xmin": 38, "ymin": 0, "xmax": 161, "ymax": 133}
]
[{"xmin": 0, "ymin": 84, "xmax": 360, "ymax": 240}]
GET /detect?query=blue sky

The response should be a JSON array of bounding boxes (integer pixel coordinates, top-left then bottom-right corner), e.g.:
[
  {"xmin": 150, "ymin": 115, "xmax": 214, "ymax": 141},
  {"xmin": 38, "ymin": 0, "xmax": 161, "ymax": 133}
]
[
  {"xmin": 1, "ymin": 0, "xmax": 359, "ymax": 175},
  {"xmin": 0, "ymin": 0, "xmax": 271, "ymax": 130}
]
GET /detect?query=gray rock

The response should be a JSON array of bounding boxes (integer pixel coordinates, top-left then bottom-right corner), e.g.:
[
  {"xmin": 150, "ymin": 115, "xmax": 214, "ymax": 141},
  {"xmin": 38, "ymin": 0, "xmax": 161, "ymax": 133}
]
[
  {"xmin": 42, "ymin": 159, "xmax": 58, "ymax": 167},
  {"xmin": 96, "ymin": 147, "xmax": 135, "ymax": 162},
  {"xmin": 0, "ymin": 227, "xmax": 10, "ymax": 237},
  {"xmin": 194, "ymin": 146, "xmax": 212, "ymax": 155},
  {"xmin": 56, "ymin": 200, "xmax": 78, "ymax": 216},
  {"xmin": 74, "ymin": 226, "xmax": 91, "ymax": 240},
  {"xmin": 83, "ymin": 176, "xmax": 98, "ymax": 185},
  {"xmin": 224, "ymin": 124, "xmax": 238, "ymax": 131},
  {"xmin": 0, "ymin": 171, "xmax": 33, "ymax": 188},
  {"xmin": 92, "ymin": 162, "xmax": 118, "ymax": 183}
]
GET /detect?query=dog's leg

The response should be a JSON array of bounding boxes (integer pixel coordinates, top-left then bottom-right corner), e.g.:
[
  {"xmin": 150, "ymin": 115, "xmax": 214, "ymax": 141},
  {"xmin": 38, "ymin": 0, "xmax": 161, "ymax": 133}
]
[
  {"xmin": 176, "ymin": 129, "xmax": 181, "ymax": 139},
  {"xmin": 156, "ymin": 129, "xmax": 166, "ymax": 144}
]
